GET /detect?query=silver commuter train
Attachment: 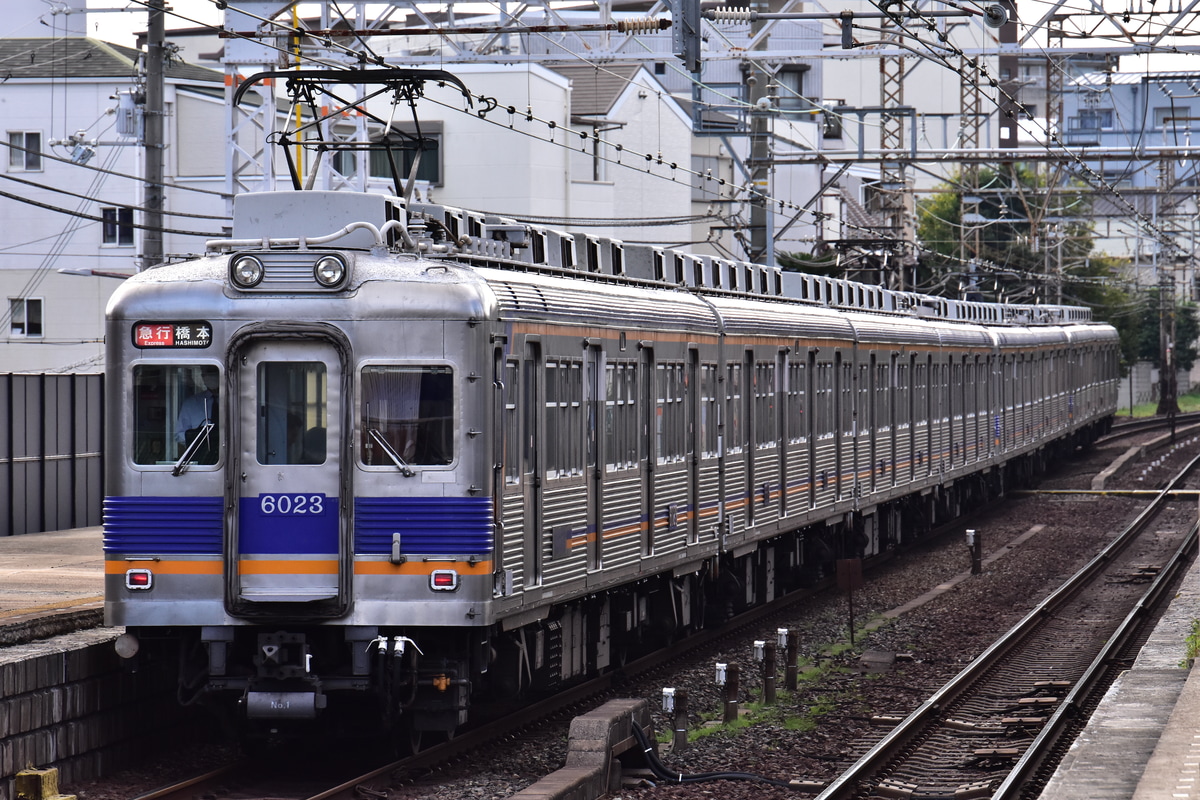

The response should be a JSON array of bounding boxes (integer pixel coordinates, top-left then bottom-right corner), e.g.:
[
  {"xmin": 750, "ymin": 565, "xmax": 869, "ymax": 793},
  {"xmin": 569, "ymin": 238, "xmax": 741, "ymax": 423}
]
[{"xmin": 103, "ymin": 189, "xmax": 1119, "ymax": 740}]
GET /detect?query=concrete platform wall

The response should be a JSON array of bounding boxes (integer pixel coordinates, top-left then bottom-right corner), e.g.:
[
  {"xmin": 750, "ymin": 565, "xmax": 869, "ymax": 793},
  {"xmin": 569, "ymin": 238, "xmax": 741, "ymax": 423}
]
[{"xmin": 0, "ymin": 630, "xmax": 206, "ymax": 800}]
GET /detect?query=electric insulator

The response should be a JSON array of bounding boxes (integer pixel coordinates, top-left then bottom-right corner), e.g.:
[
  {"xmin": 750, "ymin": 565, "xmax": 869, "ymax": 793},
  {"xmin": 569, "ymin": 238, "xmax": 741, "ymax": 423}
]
[
  {"xmin": 708, "ymin": 7, "xmax": 757, "ymax": 22},
  {"xmin": 616, "ymin": 17, "xmax": 666, "ymax": 33}
]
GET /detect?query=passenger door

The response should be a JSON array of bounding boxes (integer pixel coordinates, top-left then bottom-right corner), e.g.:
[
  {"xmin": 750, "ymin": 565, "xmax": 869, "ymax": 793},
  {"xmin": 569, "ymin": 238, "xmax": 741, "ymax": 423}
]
[{"xmin": 231, "ymin": 338, "xmax": 345, "ymax": 614}]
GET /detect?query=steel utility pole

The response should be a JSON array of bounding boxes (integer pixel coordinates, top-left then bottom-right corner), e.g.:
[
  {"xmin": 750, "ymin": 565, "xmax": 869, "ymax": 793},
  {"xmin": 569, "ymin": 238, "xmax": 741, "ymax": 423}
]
[
  {"xmin": 143, "ymin": 0, "xmax": 165, "ymax": 270},
  {"xmin": 746, "ymin": 0, "xmax": 777, "ymax": 265},
  {"xmin": 1157, "ymin": 272, "xmax": 1180, "ymax": 416}
]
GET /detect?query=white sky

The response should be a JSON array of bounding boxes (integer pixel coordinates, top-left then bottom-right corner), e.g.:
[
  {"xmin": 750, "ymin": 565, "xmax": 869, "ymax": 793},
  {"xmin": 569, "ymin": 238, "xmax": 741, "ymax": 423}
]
[{"xmin": 87, "ymin": 0, "xmax": 222, "ymax": 48}]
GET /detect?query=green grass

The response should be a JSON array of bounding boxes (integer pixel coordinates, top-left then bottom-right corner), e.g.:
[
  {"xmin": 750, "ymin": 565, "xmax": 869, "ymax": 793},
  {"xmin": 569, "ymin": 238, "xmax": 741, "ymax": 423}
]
[
  {"xmin": 675, "ymin": 616, "xmax": 892, "ymax": 743},
  {"xmin": 1180, "ymin": 618, "xmax": 1200, "ymax": 668},
  {"xmin": 1118, "ymin": 389, "xmax": 1200, "ymax": 418}
]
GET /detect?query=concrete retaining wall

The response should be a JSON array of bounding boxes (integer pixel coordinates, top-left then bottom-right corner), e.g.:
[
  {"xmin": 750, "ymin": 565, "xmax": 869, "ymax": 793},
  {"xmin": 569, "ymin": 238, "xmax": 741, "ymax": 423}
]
[
  {"xmin": 511, "ymin": 699, "xmax": 653, "ymax": 800},
  {"xmin": 0, "ymin": 629, "xmax": 208, "ymax": 800}
]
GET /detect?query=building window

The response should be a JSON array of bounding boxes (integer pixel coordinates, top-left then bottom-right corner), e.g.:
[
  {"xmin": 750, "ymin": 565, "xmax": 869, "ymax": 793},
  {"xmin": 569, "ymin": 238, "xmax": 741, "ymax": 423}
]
[
  {"xmin": 8, "ymin": 131, "xmax": 41, "ymax": 171},
  {"xmin": 102, "ymin": 207, "xmax": 135, "ymax": 246},
  {"xmin": 1077, "ymin": 108, "xmax": 1113, "ymax": 129},
  {"xmin": 367, "ymin": 133, "xmax": 442, "ymax": 185},
  {"xmin": 774, "ymin": 65, "xmax": 812, "ymax": 111},
  {"xmin": 1155, "ymin": 106, "xmax": 1190, "ymax": 130},
  {"xmin": 9, "ymin": 297, "xmax": 43, "ymax": 337}
]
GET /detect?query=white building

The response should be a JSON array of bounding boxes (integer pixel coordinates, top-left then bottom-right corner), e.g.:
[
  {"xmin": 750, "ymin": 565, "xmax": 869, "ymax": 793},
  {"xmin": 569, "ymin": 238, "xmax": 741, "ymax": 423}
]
[{"xmin": 0, "ymin": 17, "xmax": 227, "ymax": 372}]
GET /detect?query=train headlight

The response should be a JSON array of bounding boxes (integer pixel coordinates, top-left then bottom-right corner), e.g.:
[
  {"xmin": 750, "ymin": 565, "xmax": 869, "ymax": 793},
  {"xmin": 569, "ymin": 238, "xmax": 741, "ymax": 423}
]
[
  {"xmin": 314, "ymin": 255, "xmax": 347, "ymax": 287},
  {"xmin": 231, "ymin": 255, "xmax": 264, "ymax": 287}
]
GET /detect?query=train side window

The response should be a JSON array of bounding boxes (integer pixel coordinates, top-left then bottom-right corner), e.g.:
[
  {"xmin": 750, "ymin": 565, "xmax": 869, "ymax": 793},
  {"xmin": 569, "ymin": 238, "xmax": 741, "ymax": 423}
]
[
  {"xmin": 699, "ymin": 363, "xmax": 720, "ymax": 457},
  {"xmin": 133, "ymin": 364, "xmax": 220, "ymax": 466},
  {"xmin": 361, "ymin": 365, "xmax": 453, "ymax": 466},
  {"xmin": 814, "ymin": 362, "xmax": 834, "ymax": 440},
  {"xmin": 874, "ymin": 361, "xmax": 890, "ymax": 433},
  {"xmin": 656, "ymin": 361, "xmax": 686, "ymax": 463},
  {"xmin": 726, "ymin": 362, "xmax": 743, "ymax": 452},
  {"xmin": 258, "ymin": 361, "xmax": 327, "ymax": 465},
  {"xmin": 754, "ymin": 361, "xmax": 776, "ymax": 449},
  {"xmin": 504, "ymin": 359, "xmax": 520, "ymax": 485},
  {"xmin": 605, "ymin": 361, "xmax": 638, "ymax": 471},
  {"xmin": 546, "ymin": 359, "xmax": 584, "ymax": 478},
  {"xmin": 787, "ymin": 359, "xmax": 806, "ymax": 443}
]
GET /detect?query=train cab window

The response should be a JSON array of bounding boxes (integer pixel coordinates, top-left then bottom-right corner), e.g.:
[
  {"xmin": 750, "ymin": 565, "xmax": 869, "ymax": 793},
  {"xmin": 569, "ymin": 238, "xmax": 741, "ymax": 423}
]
[
  {"xmin": 133, "ymin": 364, "xmax": 220, "ymax": 466},
  {"xmin": 257, "ymin": 361, "xmax": 328, "ymax": 465},
  {"xmin": 361, "ymin": 365, "xmax": 453, "ymax": 467}
]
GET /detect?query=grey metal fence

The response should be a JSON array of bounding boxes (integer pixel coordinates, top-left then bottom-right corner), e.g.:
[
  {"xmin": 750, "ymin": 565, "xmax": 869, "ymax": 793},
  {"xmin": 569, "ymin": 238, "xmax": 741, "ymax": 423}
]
[{"xmin": 0, "ymin": 374, "xmax": 104, "ymax": 537}]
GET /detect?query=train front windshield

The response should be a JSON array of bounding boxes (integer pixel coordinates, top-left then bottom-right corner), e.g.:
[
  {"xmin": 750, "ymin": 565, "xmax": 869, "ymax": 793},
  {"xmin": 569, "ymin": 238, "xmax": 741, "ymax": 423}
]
[
  {"xmin": 361, "ymin": 365, "xmax": 453, "ymax": 466},
  {"xmin": 133, "ymin": 364, "xmax": 220, "ymax": 465}
]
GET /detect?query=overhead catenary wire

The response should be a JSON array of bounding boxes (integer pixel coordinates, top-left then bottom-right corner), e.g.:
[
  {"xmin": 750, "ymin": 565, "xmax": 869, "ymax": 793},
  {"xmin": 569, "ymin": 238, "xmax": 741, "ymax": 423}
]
[
  {"xmin": 104, "ymin": 0, "xmax": 1155, "ymax": 284},
  {"xmin": 873, "ymin": 0, "xmax": 1180, "ymax": 256}
]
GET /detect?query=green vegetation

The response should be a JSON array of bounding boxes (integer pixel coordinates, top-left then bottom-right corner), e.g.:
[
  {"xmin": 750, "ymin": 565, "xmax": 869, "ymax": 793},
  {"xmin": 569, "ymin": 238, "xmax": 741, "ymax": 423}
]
[
  {"xmin": 1119, "ymin": 388, "xmax": 1200, "ymax": 418},
  {"xmin": 1180, "ymin": 618, "xmax": 1200, "ymax": 668},
  {"xmin": 672, "ymin": 617, "xmax": 890, "ymax": 743}
]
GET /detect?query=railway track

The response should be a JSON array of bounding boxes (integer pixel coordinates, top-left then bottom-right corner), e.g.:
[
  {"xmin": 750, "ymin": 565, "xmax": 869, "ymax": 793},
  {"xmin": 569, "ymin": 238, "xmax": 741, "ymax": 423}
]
[
  {"xmin": 130, "ymin": 455, "xmax": 1194, "ymax": 800},
  {"xmin": 814, "ymin": 453, "xmax": 1200, "ymax": 800},
  {"xmin": 1105, "ymin": 410, "xmax": 1200, "ymax": 441}
]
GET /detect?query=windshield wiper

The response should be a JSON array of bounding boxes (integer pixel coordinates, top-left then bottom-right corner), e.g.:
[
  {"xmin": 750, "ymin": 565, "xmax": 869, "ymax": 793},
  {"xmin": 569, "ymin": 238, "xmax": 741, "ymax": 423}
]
[
  {"xmin": 367, "ymin": 428, "xmax": 416, "ymax": 477},
  {"xmin": 172, "ymin": 422, "xmax": 215, "ymax": 476}
]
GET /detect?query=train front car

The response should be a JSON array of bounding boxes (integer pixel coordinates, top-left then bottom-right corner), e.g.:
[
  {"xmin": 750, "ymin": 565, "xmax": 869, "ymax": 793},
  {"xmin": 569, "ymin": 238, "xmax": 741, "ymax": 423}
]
[{"xmin": 103, "ymin": 191, "xmax": 496, "ymax": 742}]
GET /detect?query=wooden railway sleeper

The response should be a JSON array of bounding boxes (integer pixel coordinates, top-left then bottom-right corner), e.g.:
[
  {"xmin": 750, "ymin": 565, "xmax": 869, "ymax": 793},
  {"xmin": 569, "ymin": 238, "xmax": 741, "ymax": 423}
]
[
  {"xmin": 875, "ymin": 778, "xmax": 919, "ymax": 797},
  {"xmin": 1021, "ymin": 680, "xmax": 1071, "ymax": 698},
  {"xmin": 963, "ymin": 747, "xmax": 1020, "ymax": 769},
  {"xmin": 999, "ymin": 696, "xmax": 1058, "ymax": 713},
  {"xmin": 942, "ymin": 718, "xmax": 1005, "ymax": 735},
  {"xmin": 953, "ymin": 780, "xmax": 998, "ymax": 799}
]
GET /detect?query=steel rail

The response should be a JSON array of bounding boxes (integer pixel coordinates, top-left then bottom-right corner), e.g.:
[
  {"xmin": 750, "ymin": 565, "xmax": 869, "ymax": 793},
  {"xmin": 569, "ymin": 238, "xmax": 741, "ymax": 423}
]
[
  {"xmin": 814, "ymin": 450, "xmax": 1200, "ymax": 800},
  {"xmin": 992, "ymin": 518, "xmax": 1199, "ymax": 798}
]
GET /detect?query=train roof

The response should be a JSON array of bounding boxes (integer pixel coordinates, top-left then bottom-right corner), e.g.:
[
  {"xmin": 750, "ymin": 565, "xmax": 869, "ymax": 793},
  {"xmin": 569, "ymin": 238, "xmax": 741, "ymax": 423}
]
[{"xmin": 175, "ymin": 191, "xmax": 1110, "ymax": 338}]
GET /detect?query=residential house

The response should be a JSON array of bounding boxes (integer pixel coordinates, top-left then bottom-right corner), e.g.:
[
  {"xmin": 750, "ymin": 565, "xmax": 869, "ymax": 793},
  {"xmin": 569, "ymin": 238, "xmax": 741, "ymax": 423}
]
[{"xmin": 0, "ymin": 34, "xmax": 226, "ymax": 372}]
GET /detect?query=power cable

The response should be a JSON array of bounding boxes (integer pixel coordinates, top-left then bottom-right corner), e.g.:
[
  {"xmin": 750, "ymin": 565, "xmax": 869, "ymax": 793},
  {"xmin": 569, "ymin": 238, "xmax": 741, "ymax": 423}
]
[
  {"xmin": 1, "ymin": 146, "xmax": 123, "ymax": 332},
  {"xmin": 121, "ymin": 0, "xmax": 1127, "ymax": 285},
  {"xmin": 0, "ymin": 172, "xmax": 232, "ymax": 220},
  {"xmin": 0, "ymin": 139, "xmax": 229, "ymax": 198},
  {"xmin": 867, "ymin": 0, "xmax": 1180, "ymax": 257},
  {"xmin": 0, "ymin": 187, "xmax": 224, "ymax": 237}
]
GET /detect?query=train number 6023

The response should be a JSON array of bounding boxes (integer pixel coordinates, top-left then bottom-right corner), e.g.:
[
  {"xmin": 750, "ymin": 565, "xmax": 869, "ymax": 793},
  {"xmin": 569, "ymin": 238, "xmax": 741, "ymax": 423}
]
[{"xmin": 260, "ymin": 493, "xmax": 326, "ymax": 515}]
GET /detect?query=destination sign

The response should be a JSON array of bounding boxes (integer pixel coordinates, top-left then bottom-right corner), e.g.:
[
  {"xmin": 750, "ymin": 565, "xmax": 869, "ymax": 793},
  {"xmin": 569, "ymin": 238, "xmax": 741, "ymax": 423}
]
[{"xmin": 133, "ymin": 321, "xmax": 214, "ymax": 349}]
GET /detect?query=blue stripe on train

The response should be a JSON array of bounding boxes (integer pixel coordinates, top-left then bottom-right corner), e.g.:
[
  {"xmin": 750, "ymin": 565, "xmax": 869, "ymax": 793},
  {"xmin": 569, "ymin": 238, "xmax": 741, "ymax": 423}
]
[
  {"xmin": 102, "ymin": 496, "xmax": 223, "ymax": 554},
  {"xmin": 354, "ymin": 496, "xmax": 494, "ymax": 555},
  {"xmin": 104, "ymin": 495, "xmax": 495, "ymax": 556}
]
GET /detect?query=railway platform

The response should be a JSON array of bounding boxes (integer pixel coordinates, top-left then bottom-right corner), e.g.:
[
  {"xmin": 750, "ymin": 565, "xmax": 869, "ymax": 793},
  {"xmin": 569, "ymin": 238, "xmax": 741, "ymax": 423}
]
[{"xmin": 0, "ymin": 525, "xmax": 103, "ymax": 644}]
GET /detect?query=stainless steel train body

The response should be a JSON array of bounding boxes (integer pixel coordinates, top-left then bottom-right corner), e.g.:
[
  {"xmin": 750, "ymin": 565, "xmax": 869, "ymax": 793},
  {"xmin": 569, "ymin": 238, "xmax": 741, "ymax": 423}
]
[{"xmin": 103, "ymin": 190, "xmax": 1119, "ymax": 738}]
